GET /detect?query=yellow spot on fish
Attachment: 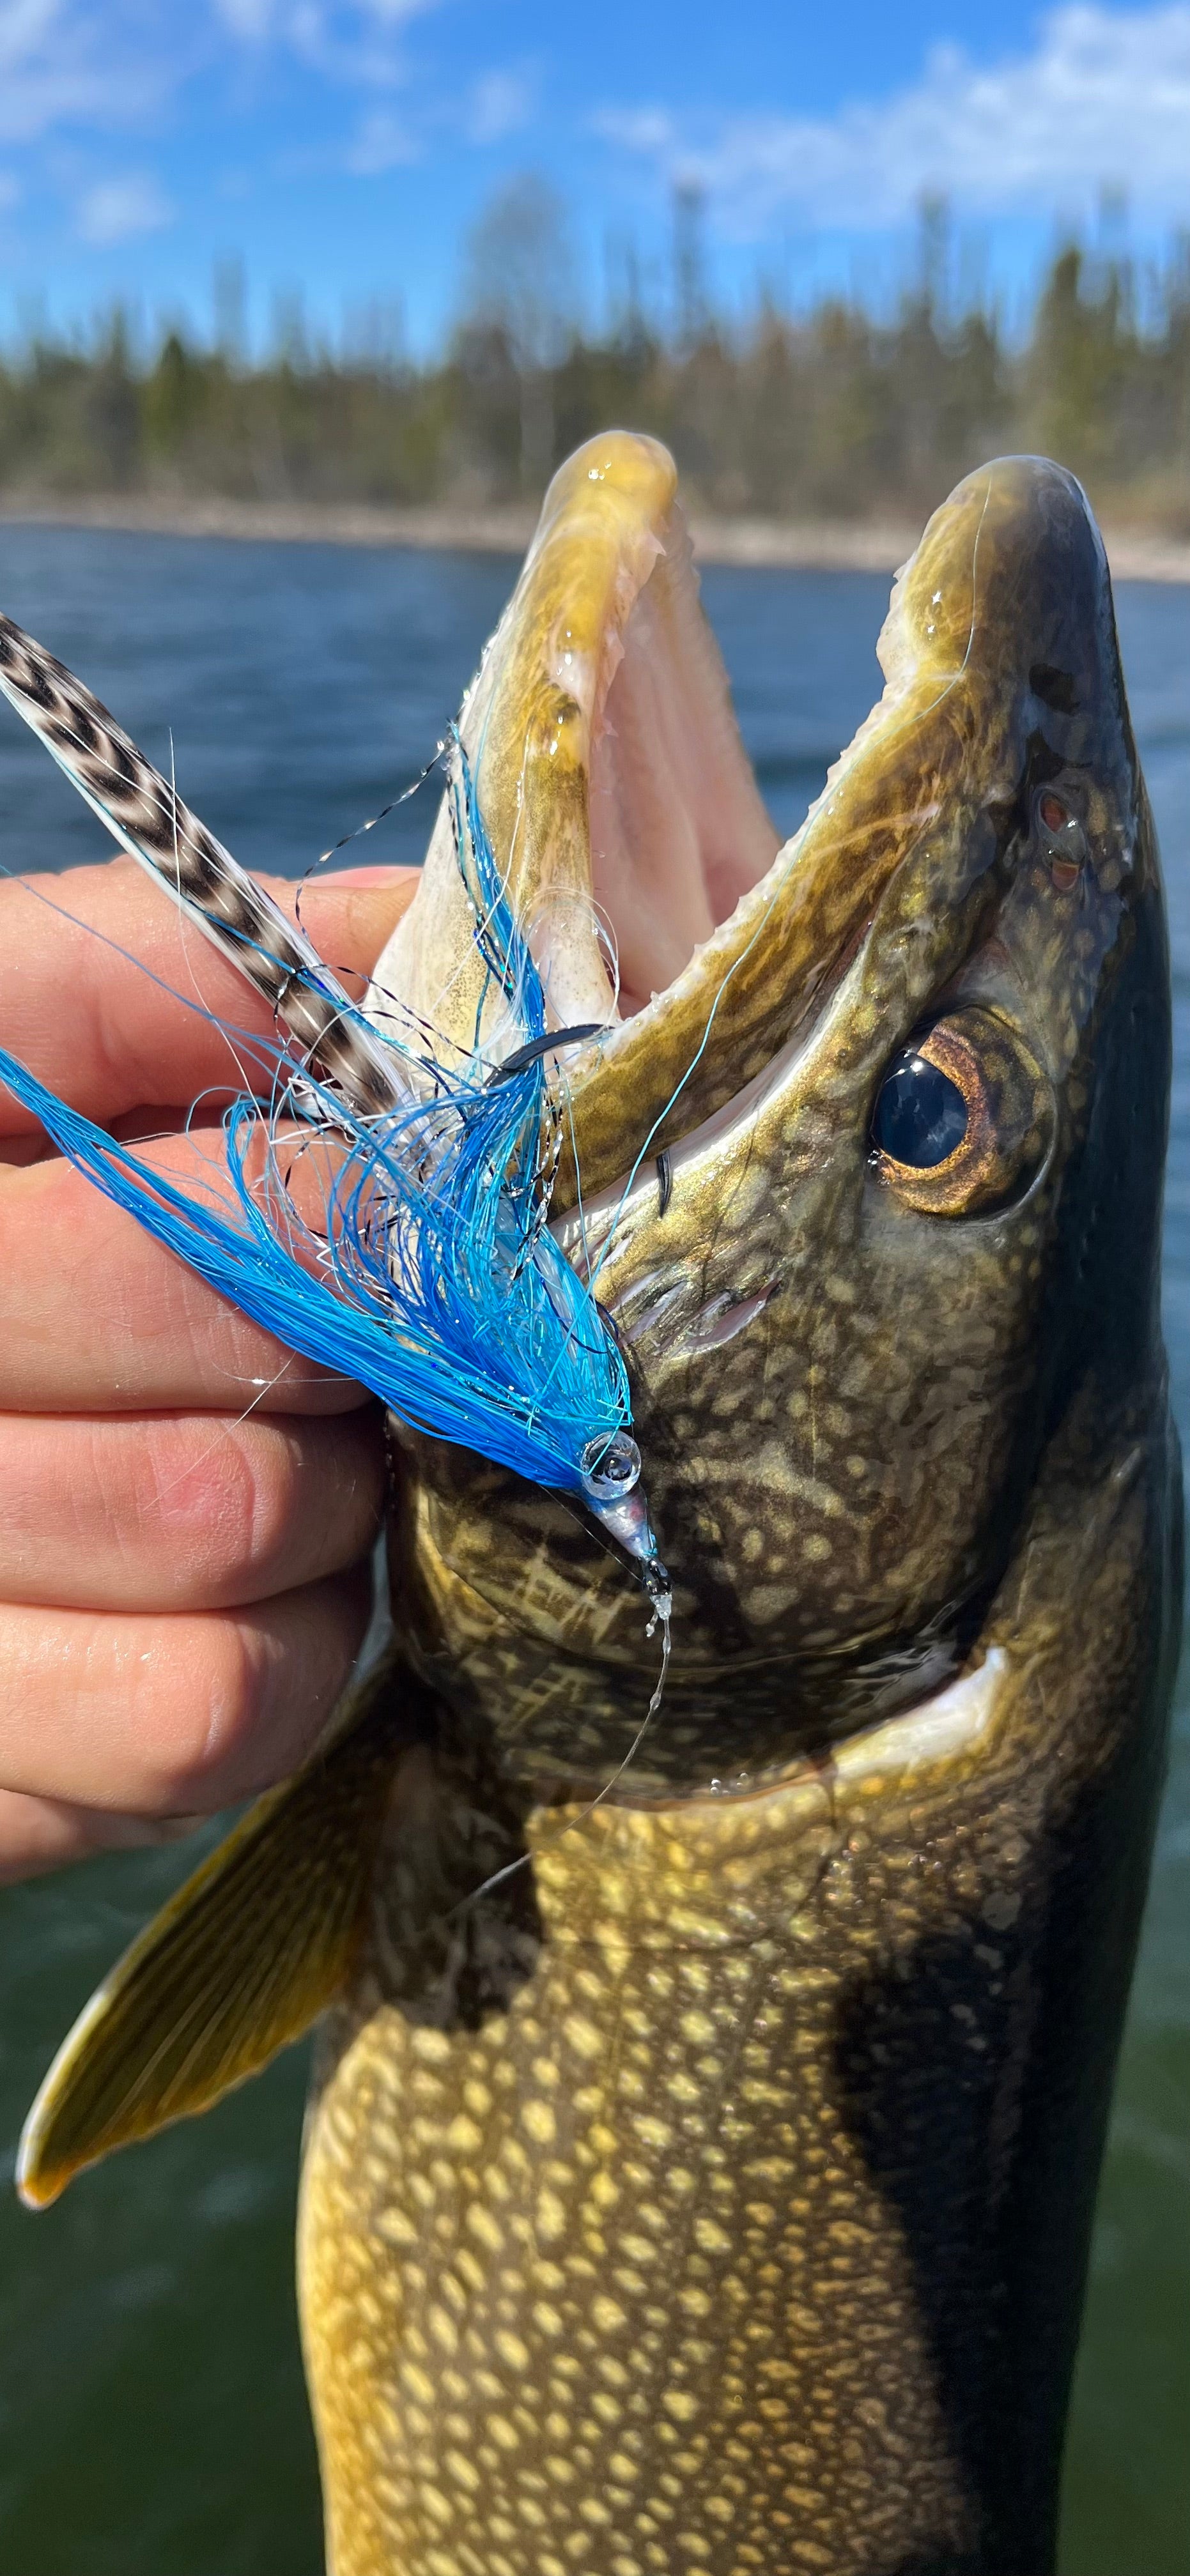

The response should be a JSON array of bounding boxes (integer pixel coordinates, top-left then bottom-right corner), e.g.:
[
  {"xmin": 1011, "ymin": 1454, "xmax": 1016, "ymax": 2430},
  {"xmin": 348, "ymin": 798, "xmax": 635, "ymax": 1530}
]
[
  {"xmin": 536, "ymin": 2186, "xmax": 567, "ymax": 2241},
  {"xmin": 400, "ymin": 2363, "xmax": 437, "ymax": 2407},
  {"xmin": 420, "ymin": 2485, "xmax": 454, "ymax": 2526},
  {"xmin": 411, "ymin": 2028, "xmax": 453, "ymax": 2065},
  {"xmin": 592, "ymin": 2294, "xmax": 628, "ymax": 2333},
  {"xmin": 633, "ymin": 2115, "xmax": 672, "ymax": 2150},
  {"xmin": 445, "ymin": 2450, "xmax": 481, "ymax": 2494},
  {"xmin": 467, "ymin": 2205, "xmax": 504, "ymax": 2253},
  {"xmin": 523, "ymin": 2099, "xmax": 557, "ymax": 2146},
  {"xmin": 564, "ymin": 2013, "xmax": 604, "ymax": 2060},
  {"xmin": 376, "ymin": 2207, "xmax": 418, "ymax": 2248},
  {"xmin": 693, "ymin": 2217, "xmax": 732, "ymax": 2255},
  {"xmin": 445, "ymin": 2114, "xmax": 483, "ymax": 2154}
]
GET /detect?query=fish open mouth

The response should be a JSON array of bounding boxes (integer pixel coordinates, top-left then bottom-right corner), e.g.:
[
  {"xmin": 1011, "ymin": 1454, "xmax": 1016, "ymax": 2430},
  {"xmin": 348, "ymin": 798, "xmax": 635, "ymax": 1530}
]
[
  {"xmin": 514, "ymin": 461, "xmax": 781, "ymax": 1025},
  {"xmin": 370, "ymin": 427, "xmax": 939, "ymax": 1211}
]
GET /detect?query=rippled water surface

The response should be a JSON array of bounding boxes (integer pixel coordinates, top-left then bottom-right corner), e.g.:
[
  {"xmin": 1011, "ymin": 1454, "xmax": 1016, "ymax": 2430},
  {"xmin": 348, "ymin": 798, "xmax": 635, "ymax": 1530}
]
[{"xmin": 0, "ymin": 525, "xmax": 1186, "ymax": 2573}]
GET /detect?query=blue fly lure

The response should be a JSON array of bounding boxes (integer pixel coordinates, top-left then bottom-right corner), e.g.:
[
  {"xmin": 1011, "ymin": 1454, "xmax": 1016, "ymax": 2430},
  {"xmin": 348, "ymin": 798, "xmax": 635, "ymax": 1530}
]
[{"xmin": 0, "ymin": 608, "xmax": 670, "ymax": 1607}]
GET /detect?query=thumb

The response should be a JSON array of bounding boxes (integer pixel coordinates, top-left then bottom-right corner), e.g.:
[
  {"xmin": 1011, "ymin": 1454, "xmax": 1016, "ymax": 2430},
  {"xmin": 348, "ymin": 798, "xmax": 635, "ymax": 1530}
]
[{"xmin": 270, "ymin": 864, "xmax": 421, "ymax": 985}]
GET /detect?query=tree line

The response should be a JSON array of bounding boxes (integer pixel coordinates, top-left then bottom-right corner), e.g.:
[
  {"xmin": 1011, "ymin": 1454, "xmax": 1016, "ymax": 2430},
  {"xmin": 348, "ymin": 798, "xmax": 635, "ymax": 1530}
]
[{"xmin": 3, "ymin": 183, "xmax": 1189, "ymax": 530}]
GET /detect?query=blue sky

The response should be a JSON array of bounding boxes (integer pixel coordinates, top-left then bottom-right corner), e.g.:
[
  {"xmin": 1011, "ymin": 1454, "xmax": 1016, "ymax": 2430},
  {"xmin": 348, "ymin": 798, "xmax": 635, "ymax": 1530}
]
[{"xmin": 1, "ymin": 0, "xmax": 1189, "ymax": 354}]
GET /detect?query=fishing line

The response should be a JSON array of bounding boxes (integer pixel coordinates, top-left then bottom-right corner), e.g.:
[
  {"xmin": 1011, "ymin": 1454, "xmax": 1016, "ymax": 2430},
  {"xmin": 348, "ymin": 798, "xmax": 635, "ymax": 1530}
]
[
  {"xmin": 315, "ymin": 740, "xmax": 447, "ymax": 869},
  {"xmin": 291, "ymin": 737, "xmax": 448, "ymax": 954},
  {"xmin": 146, "ymin": 1353, "xmax": 300, "ymax": 1509},
  {"xmin": 582, "ymin": 856, "xmax": 798, "ymax": 1298},
  {"xmin": 446, "ymin": 1600, "xmax": 672, "ymax": 1921}
]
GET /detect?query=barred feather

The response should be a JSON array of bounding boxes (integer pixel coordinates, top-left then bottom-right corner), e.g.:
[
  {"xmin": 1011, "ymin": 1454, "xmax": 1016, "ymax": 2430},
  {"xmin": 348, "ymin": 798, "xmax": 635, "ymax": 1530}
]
[{"xmin": 0, "ymin": 610, "xmax": 401, "ymax": 1117}]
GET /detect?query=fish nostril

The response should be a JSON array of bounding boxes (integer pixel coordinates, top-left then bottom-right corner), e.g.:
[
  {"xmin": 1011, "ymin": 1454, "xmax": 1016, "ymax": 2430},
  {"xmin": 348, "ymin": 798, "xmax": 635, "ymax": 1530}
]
[{"xmin": 1035, "ymin": 786, "xmax": 1086, "ymax": 890}]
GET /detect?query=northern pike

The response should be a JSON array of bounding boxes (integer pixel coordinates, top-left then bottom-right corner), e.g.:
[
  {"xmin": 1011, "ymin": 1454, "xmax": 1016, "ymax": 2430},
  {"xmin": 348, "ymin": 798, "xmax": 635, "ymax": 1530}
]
[{"xmin": 16, "ymin": 438, "xmax": 1181, "ymax": 2575}]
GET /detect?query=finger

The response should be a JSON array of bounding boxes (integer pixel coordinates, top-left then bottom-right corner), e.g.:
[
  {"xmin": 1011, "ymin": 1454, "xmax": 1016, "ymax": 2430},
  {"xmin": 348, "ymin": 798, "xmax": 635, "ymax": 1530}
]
[
  {"xmin": 0, "ymin": 1569, "xmax": 371, "ymax": 1815},
  {"xmin": 0, "ymin": 1407, "xmax": 383, "ymax": 1611},
  {"xmin": 0, "ymin": 1137, "xmax": 374, "ymax": 1412},
  {"xmin": 0, "ymin": 1790, "xmax": 202, "ymax": 1887},
  {"xmin": 0, "ymin": 858, "xmax": 420, "ymax": 1133}
]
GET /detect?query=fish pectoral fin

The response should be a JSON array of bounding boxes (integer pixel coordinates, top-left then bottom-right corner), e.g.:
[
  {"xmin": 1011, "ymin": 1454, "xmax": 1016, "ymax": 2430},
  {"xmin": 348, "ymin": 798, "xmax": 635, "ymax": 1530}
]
[{"xmin": 17, "ymin": 1652, "xmax": 423, "ymax": 2210}]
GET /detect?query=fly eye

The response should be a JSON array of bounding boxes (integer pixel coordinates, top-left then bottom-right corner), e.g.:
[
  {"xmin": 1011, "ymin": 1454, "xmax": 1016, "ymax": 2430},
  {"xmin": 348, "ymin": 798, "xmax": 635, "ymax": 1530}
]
[
  {"xmin": 580, "ymin": 1432, "xmax": 641, "ymax": 1502},
  {"xmin": 1034, "ymin": 786, "xmax": 1086, "ymax": 891},
  {"xmin": 870, "ymin": 1010, "xmax": 1051, "ymax": 1218},
  {"xmin": 871, "ymin": 1054, "xmax": 967, "ymax": 1168}
]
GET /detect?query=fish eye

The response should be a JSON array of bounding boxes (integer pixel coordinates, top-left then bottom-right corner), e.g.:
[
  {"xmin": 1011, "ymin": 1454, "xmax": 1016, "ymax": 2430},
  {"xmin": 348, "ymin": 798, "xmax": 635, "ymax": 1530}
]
[
  {"xmin": 870, "ymin": 1010, "xmax": 1051, "ymax": 1218},
  {"xmin": 872, "ymin": 1054, "xmax": 968, "ymax": 1168},
  {"xmin": 1034, "ymin": 786, "xmax": 1086, "ymax": 891}
]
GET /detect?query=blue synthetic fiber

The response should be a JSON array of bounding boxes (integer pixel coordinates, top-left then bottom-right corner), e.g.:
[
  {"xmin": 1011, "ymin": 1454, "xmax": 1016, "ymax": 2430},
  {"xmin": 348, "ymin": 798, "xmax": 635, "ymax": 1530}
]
[{"xmin": 0, "ymin": 747, "xmax": 631, "ymax": 1496}]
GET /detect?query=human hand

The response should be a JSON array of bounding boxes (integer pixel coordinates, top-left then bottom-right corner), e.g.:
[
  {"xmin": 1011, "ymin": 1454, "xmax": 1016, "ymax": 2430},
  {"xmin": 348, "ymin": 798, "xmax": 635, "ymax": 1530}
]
[{"xmin": 0, "ymin": 855, "xmax": 417, "ymax": 1882}]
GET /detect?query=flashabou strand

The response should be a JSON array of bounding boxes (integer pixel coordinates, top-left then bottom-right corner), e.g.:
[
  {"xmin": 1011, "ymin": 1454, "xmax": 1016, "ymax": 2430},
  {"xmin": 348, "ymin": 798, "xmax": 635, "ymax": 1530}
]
[{"xmin": 0, "ymin": 613, "xmax": 637, "ymax": 1503}]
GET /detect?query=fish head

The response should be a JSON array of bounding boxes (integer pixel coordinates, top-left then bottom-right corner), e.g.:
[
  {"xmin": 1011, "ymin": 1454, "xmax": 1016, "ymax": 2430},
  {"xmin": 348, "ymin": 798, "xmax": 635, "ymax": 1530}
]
[{"xmin": 373, "ymin": 436, "xmax": 1170, "ymax": 1786}]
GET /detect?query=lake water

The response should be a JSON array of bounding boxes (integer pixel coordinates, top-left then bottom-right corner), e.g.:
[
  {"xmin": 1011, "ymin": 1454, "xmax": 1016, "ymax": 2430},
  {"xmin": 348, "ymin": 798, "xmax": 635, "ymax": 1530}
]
[{"xmin": 0, "ymin": 524, "xmax": 1186, "ymax": 2573}]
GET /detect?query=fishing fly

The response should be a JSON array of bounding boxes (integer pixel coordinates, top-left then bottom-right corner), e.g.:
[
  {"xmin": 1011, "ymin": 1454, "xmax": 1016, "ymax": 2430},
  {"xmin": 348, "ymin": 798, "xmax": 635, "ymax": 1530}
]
[{"xmin": 0, "ymin": 609, "xmax": 670, "ymax": 1621}]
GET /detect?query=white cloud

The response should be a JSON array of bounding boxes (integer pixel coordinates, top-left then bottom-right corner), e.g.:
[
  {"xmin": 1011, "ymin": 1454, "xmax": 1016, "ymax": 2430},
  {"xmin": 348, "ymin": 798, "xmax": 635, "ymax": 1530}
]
[
  {"xmin": 77, "ymin": 170, "xmax": 174, "ymax": 243},
  {"xmin": 0, "ymin": 0, "xmax": 180, "ymax": 144},
  {"xmin": 597, "ymin": 4, "xmax": 1190, "ymax": 231},
  {"xmin": 212, "ymin": 0, "xmax": 273, "ymax": 33},
  {"xmin": 288, "ymin": 0, "xmax": 438, "ymax": 88},
  {"xmin": 467, "ymin": 67, "xmax": 532, "ymax": 144},
  {"xmin": 356, "ymin": 0, "xmax": 433, "ymax": 20},
  {"xmin": 346, "ymin": 103, "xmax": 419, "ymax": 169},
  {"xmin": 213, "ymin": 0, "xmax": 437, "ymax": 56},
  {"xmin": 0, "ymin": 0, "xmax": 444, "ymax": 182}
]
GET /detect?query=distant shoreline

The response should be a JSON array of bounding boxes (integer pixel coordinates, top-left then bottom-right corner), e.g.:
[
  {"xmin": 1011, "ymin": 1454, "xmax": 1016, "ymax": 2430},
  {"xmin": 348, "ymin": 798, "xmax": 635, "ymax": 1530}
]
[{"xmin": 3, "ymin": 491, "xmax": 1190, "ymax": 585}]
